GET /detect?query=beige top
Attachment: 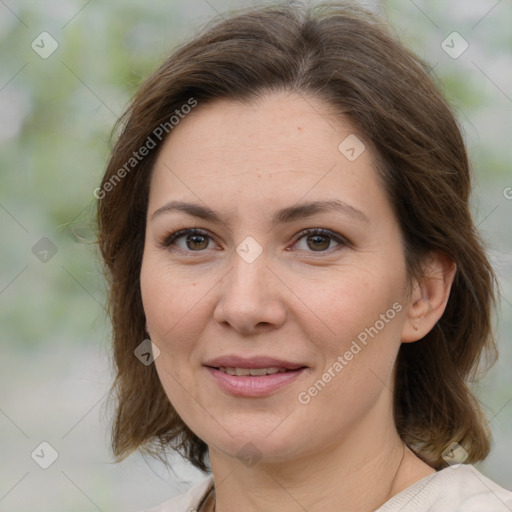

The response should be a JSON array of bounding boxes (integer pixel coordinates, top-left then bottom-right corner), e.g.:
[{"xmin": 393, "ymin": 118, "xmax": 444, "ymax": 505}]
[{"xmin": 143, "ymin": 464, "xmax": 512, "ymax": 511}]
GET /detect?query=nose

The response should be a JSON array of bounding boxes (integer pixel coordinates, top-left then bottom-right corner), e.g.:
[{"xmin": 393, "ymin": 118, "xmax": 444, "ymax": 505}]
[{"xmin": 212, "ymin": 249, "xmax": 287, "ymax": 334}]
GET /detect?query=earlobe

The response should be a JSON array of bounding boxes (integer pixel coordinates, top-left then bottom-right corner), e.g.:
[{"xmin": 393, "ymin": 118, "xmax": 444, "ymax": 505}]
[{"xmin": 401, "ymin": 253, "xmax": 457, "ymax": 343}]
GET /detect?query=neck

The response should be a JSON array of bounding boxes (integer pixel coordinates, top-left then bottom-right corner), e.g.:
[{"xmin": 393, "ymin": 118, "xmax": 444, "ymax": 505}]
[{"xmin": 208, "ymin": 402, "xmax": 434, "ymax": 512}]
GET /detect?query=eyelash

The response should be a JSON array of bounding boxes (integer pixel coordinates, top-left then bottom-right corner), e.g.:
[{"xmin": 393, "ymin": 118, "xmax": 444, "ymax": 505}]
[{"xmin": 160, "ymin": 227, "xmax": 351, "ymax": 255}]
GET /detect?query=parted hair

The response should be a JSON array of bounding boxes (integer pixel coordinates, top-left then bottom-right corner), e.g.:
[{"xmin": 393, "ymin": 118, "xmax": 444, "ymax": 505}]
[{"xmin": 97, "ymin": 1, "xmax": 498, "ymax": 472}]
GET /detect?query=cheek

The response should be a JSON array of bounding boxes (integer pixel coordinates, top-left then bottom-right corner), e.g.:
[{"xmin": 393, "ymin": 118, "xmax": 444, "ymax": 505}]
[
  {"xmin": 140, "ymin": 253, "xmax": 216, "ymax": 381},
  {"xmin": 295, "ymin": 284, "xmax": 404, "ymax": 420},
  {"xmin": 140, "ymin": 262, "xmax": 172, "ymax": 335},
  {"xmin": 140, "ymin": 261, "xmax": 187, "ymax": 372},
  {"xmin": 141, "ymin": 259, "xmax": 205, "ymax": 415},
  {"xmin": 141, "ymin": 253, "xmax": 196, "ymax": 336},
  {"xmin": 289, "ymin": 263, "xmax": 405, "ymax": 348},
  {"xmin": 290, "ymin": 269, "xmax": 407, "ymax": 415}
]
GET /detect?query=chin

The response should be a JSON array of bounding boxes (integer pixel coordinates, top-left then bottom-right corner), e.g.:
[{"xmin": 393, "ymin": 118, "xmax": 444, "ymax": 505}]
[{"xmin": 205, "ymin": 427, "xmax": 304, "ymax": 466}]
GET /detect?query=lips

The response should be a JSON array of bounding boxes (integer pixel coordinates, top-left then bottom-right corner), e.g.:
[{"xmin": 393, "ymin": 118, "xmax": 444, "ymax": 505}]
[
  {"xmin": 204, "ymin": 355, "xmax": 308, "ymax": 397},
  {"xmin": 217, "ymin": 367, "xmax": 287, "ymax": 376},
  {"xmin": 203, "ymin": 355, "xmax": 306, "ymax": 371}
]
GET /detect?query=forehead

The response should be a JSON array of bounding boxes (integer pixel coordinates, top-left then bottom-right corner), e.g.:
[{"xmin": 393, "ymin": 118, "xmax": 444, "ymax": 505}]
[
  {"xmin": 149, "ymin": 91, "xmax": 388, "ymax": 223},
  {"xmin": 157, "ymin": 91, "xmax": 358, "ymax": 167}
]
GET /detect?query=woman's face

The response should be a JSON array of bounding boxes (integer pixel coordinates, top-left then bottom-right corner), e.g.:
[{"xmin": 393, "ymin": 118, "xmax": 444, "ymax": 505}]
[{"xmin": 141, "ymin": 91, "xmax": 414, "ymax": 464}]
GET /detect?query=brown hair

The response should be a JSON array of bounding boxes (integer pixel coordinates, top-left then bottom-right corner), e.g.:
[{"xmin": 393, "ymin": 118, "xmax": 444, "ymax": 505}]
[{"xmin": 97, "ymin": 1, "xmax": 498, "ymax": 472}]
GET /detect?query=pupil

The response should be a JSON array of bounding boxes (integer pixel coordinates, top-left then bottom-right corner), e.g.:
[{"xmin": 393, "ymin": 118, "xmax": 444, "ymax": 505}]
[
  {"xmin": 187, "ymin": 234, "xmax": 208, "ymax": 250},
  {"xmin": 308, "ymin": 235, "xmax": 329, "ymax": 251}
]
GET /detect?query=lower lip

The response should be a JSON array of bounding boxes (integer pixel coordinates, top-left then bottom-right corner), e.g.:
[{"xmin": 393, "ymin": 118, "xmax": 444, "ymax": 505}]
[{"xmin": 205, "ymin": 367, "xmax": 307, "ymax": 397}]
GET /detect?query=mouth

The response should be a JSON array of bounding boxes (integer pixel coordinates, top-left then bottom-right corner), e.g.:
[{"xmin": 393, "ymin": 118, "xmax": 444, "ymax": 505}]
[
  {"xmin": 203, "ymin": 357, "xmax": 308, "ymax": 397},
  {"xmin": 203, "ymin": 355, "xmax": 307, "ymax": 371},
  {"xmin": 215, "ymin": 366, "xmax": 296, "ymax": 376}
]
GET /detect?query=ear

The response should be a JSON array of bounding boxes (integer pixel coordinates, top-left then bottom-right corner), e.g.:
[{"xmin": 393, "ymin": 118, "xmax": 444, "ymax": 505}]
[{"xmin": 401, "ymin": 252, "xmax": 457, "ymax": 343}]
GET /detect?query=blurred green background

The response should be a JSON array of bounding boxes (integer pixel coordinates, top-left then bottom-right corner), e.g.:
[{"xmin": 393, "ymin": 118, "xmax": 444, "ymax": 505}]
[{"xmin": 1, "ymin": 0, "xmax": 511, "ymax": 510}]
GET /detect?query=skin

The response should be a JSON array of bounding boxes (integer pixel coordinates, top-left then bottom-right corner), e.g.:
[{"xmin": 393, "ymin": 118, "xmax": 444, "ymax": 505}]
[{"xmin": 140, "ymin": 91, "xmax": 456, "ymax": 511}]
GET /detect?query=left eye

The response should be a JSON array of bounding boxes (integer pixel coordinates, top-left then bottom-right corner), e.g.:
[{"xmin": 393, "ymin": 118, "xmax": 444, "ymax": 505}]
[{"xmin": 291, "ymin": 228, "xmax": 347, "ymax": 252}]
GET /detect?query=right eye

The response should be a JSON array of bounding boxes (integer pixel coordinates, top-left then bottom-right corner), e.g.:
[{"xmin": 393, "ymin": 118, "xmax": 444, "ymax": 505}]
[{"xmin": 161, "ymin": 228, "xmax": 218, "ymax": 253}]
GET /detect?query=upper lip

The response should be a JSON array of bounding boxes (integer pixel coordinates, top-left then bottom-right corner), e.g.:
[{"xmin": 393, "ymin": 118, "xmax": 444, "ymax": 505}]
[{"xmin": 204, "ymin": 355, "xmax": 307, "ymax": 370}]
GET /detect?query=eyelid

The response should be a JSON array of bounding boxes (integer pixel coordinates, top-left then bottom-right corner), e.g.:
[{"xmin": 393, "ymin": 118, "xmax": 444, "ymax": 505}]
[
  {"xmin": 160, "ymin": 227, "xmax": 213, "ymax": 250},
  {"xmin": 289, "ymin": 227, "xmax": 352, "ymax": 250}
]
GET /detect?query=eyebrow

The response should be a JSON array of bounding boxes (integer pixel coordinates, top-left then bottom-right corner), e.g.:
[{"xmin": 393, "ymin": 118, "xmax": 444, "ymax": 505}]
[{"xmin": 151, "ymin": 199, "xmax": 368, "ymax": 227}]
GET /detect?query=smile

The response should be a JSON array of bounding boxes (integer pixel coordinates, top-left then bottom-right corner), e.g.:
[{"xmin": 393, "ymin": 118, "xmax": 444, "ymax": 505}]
[
  {"xmin": 217, "ymin": 367, "xmax": 290, "ymax": 376},
  {"xmin": 206, "ymin": 366, "xmax": 307, "ymax": 397}
]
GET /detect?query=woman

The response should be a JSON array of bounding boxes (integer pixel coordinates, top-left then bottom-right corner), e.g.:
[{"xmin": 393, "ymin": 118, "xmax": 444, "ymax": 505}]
[{"xmin": 97, "ymin": 2, "xmax": 512, "ymax": 511}]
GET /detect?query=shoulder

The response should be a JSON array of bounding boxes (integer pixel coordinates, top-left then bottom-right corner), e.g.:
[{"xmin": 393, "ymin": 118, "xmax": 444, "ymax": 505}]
[
  {"xmin": 141, "ymin": 475, "xmax": 214, "ymax": 512},
  {"xmin": 378, "ymin": 464, "xmax": 512, "ymax": 512}
]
